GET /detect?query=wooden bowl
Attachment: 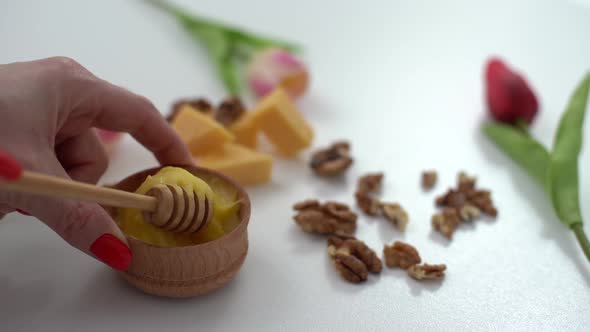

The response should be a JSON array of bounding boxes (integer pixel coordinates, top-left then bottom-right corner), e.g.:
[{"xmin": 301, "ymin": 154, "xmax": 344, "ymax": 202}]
[{"xmin": 108, "ymin": 165, "xmax": 250, "ymax": 298}]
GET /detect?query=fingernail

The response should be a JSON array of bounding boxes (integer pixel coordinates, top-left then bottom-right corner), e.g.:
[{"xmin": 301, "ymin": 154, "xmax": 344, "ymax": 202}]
[
  {"xmin": 0, "ymin": 151, "xmax": 23, "ymax": 180},
  {"xmin": 16, "ymin": 209, "xmax": 31, "ymax": 216},
  {"xmin": 90, "ymin": 234, "xmax": 132, "ymax": 271}
]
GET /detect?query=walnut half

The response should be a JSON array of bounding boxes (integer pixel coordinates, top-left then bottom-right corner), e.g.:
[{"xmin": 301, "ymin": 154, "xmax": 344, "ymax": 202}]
[
  {"xmin": 407, "ymin": 264, "xmax": 446, "ymax": 280},
  {"xmin": 327, "ymin": 235, "xmax": 382, "ymax": 283},
  {"xmin": 432, "ymin": 171, "xmax": 498, "ymax": 239},
  {"xmin": 383, "ymin": 241, "xmax": 421, "ymax": 269},
  {"xmin": 436, "ymin": 171, "xmax": 498, "ymax": 218},
  {"xmin": 355, "ymin": 191, "xmax": 381, "ymax": 216},
  {"xmin": 459, "ymin": 204, "xmax": 481, "ymax": 222},
  {"xmin": 167, "ymin": 97, "xmax": 213, "ymax": 122},
  {"xmin": 421, "ymin": 170, "xmax": 437, "ymax": 190},
  {"xmin": 214, "ymin": 97, "xmax": 245, "ymax": 126},
  {"xmin": 333, "ymin": 253, "xmax": 368, "ymax": 283},
  {"xmin": 355, "ymin": 172, "xmax": 384, "ymax": 216},
  {"xmin": 310, "ymin": 141, "xmax": 353, "ymax": 176},
  {"xmin": 357, "ymin": 172, "xmax": 383, "ymax": 193},
  {"xmin": 380, "ymin": 202, "xmax": 409, "ymax": 231},
  {"xmin": 432, "ymin": 208, "xmax": 460, "ymax": 239},
  {"xmin": 293, "ymin": 200, "xmax": 357, "ymax": 236}
]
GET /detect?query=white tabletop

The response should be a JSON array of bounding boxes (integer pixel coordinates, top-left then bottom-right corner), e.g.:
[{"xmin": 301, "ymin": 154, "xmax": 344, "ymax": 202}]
[{"xmin": 1, "ymin": 0, "xmax": 590, "ymax": 331}]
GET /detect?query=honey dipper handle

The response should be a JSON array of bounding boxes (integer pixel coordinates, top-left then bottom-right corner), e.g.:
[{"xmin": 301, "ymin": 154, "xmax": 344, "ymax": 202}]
[{"xmin": 0, "ymin": 170, "xmax": 157, "ymax": 212}]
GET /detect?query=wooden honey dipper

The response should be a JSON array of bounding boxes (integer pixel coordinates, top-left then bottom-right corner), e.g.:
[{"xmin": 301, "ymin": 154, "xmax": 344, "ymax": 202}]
[
  {"xmin": 0, "ymin": 152, "xmax": 213, "ymax": 233},
  {"xmin": 143, "ymin": 184, "xmax": 213, "ymax": 233}
]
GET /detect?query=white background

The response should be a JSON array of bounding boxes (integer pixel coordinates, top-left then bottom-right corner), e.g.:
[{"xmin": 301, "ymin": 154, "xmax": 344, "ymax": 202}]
[{"xmin": 1, "ymin": 0, "xmax": 590, "ymax": 331}]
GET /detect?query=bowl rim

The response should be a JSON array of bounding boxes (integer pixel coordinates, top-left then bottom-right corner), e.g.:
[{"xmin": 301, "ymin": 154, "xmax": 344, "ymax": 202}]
[{"xmin": 113, "ymin": 164, "xmax": 251, "ymax": 252}]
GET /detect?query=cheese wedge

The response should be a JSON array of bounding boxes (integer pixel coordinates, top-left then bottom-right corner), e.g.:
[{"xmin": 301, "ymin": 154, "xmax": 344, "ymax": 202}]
[
  {"xmin": 198, "ymin": 143, "xmax": 273, "ymax": 186},
  {"xmin": 252, "ymin": 88, "xmax": 313, "ymax": 156},
  {"xmin": 171, "ymin": 105, "xmax": 234, "ymax": 155},
  {"xmin": 229, "ymin": 112, "xmax": 259, "ymax": 149}
]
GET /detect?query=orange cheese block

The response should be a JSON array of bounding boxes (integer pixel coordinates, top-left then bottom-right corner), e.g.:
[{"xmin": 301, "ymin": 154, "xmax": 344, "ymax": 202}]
[
  {"xmin": 197, "ymin": 143, "xmax": 273, "ymax": 186},
  {"xmin": 252, "ymin": 88, "xmax": 313, "ymax": 156},
  {"xmin": 171, "ymin": 105, "xmax": 234, "ymax": 155},
  {"xmin": 229, "ymin": 112, "xmax": 259, "ymax": 149}
]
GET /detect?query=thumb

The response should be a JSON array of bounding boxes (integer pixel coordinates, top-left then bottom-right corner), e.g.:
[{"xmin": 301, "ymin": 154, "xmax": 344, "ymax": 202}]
[{"xmin": 0, "ymin": 151, "xmax": 132, "ymax": 271}]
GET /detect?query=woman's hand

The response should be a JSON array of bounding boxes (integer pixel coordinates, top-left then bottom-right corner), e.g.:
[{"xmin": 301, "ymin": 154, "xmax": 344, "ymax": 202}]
[{"xmin": 0, "ymin": 57, "xmax": 192, "ymax": 270}]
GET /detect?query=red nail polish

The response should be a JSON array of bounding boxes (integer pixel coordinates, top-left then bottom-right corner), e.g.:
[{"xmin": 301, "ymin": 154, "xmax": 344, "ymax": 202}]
[
  {"xmin": 0, "ymin": 151, "xmax": 22, "ymax": 180},
  {"xmin": 16, "ymin": 209, "xmax": 31, "ymax": 216},
  {"xmin": 90, "ymin": 234, "xmax": 132, "ymax": 271}
]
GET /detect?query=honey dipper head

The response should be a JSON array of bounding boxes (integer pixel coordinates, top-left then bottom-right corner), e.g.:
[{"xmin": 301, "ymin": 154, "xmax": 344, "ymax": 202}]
[{"xmin": 143, "ymin": 184, "xmax": 214, "ymax": 234}]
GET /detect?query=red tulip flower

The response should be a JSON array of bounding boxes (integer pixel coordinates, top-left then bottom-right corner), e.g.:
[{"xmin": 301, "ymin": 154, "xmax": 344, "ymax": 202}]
[{"xmin": 485, "ymin": 58, "xmax": 539, "ymax": 124}]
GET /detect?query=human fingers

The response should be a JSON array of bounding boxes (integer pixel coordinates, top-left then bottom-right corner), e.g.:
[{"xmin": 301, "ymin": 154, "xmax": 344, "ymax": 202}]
[
  {"xmin": 0, "ymin": 149, "xmax": 131, "ymax": 270},
  {"xmin": 55, "ymin": 129, "xmax": 108, "ymax": 184},
  {"xmin": 39, "ymin": 57, "xmax": 191, "ymax": 165}
]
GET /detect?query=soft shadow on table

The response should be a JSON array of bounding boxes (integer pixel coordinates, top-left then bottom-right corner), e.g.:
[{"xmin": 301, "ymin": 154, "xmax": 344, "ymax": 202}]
[
  {"xmin": 428, "ymin": 230, "xmax": 452, "ymax": 248},
  {"xmin": 381, "ymin": 268, "xmax": 443, "ymax": 296},
  {"xmin": 245, "ymin": 155, "xmax": 308, "ymax": 195},
  {"xmin": 429, "ymin": 217, "xmax": 486, "ymax": 247},
  {"xmin": 304, "ymin": 159, "xmax": 355, "ymax": 200},
  {"xmin": 67, "ymin": 249, "xmax": 286, "ymax": 325},
  {"xmin": 299, "ymin": 92, "xmax": 342, "ymax": 124},
  {"xmin": 246, "ymin": 179, "xmax": 285, "ymax": 199},
  {"xmin": 476, "ymin": 126, "xmax": 590, "ymax": 286},
  {"xmin": 404, "ymin": 276, "xmax": 443, "ymax": 296},
  {"xmin": 67, "ymin": 267, "xmax": 241, "ymax": 322},
  {"xmin": 0, "ymin": 275, "xmax": 55, "ymax": 331},
  {"xmin": 310, "ymin": 173, "xmax": 352, "ymax": 198},
  {"xmin": 287, "ymin": 225, "xmax": 327, "ymax": 254},
  {"xmin": 377, "ymin": 219, "xmax": 406, "ymax": 243}
]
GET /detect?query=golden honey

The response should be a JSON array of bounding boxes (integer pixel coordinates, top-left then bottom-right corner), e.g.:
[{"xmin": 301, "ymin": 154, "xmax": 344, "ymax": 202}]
[{"xmin": 116, "ymin": 166, "xmax": 241, "ymax": 247}]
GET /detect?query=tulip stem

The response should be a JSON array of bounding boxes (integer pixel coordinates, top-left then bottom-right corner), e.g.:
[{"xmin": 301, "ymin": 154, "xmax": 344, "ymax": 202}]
[
  {"xmin": 515, "ymin": 118, "xmax": 530, "ymax": 135},
  {"xmin": 146, "ymin": 0, "xmax": 302, "ymax": 96},
  {"xmin": 572, "ymin": 224, "xmax": 590, "ymax": 264},
  {"xmin": 216, "ymin": 56, "xmax": 241, "ymax": 96},
  {"xmin": 147, "ymin": 0, "xmax": 301, "ymax": 52}
]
